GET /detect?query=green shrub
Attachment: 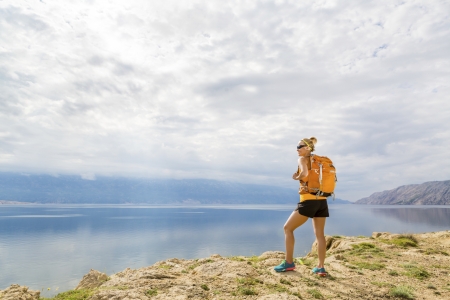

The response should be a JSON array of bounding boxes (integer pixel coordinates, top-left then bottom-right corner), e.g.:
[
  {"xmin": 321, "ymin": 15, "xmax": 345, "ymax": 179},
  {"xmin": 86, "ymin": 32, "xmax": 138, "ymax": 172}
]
[
  {"xmin": 389, "ymin": 285, "xmax": 414, "ymax": 299},
  {"xmin": 402, "ymin": 264, "xmax": 429, "ymax": 280},
  {"xmin": 236, "ymin": 277, "xmax": 262, "ymax": 285},
  {"xmin": 349, "ymin": 243, "xmax": 383, "ymax": 256},
  {"xmin": 424, "ymin": 248, "xmax": 449, "ymax": 256},
  {"xmin": 296, "ymin": 257, "xmax": 313, "ymax": 266},
  {"xmin": 41, "ymin": 289, "xmax": 95, "ymax": 300},
  {"xmin": 307, "ymin": 289, "xmax": 324, "ymax": 299},
  {"xmin": 238, "ymin": 287, "xmax": 257, "ymax": 295},
  {"xmin": 145, "ymin": 289, "xmax": 157, "ymax": 296},
  {"xmin": 200, "ymin": 284, "xmax": 209, "ymax": 291},
  {"xmin": 353, "ymin": 262, "xmax": 385, "ymax": 270},
  {"xmin": 384, "ymin": 235, "xmax": 418, "ymax": 248},
  {"xmin": 280, "ymin": 278, "xmax": 292, "ymax": 286},
  {"xmin": 388, "ymin": 270, "xmax": 399, "ymax": 276},
  {"xmin": 371, "ymin": 281, "xmax": 392, "ymax": 287},
  {"xmin": 265, "ymin": 283, "xmax": 288, "ymax": 293}
]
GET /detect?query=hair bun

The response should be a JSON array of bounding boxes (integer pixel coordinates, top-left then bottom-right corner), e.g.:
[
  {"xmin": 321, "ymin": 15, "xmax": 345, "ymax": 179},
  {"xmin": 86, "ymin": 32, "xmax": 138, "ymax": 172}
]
[{"xmin": 310, "ymin": 137, "xmax": 317, "ymax": 145}]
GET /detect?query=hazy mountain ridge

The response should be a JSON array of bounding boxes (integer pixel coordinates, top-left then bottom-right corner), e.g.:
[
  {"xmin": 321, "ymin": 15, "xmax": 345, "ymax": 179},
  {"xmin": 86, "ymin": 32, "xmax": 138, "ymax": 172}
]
[
  {"xmin": 0, "ymin": 173, "xmax": 297, "ymax": 204},
  {"xmin": 0, "ymin": 173, "xmax": 351, "ymax": 205},
  {"xmin": 356, "ymin": 180, "xmax": 450, "ymax": 205}
]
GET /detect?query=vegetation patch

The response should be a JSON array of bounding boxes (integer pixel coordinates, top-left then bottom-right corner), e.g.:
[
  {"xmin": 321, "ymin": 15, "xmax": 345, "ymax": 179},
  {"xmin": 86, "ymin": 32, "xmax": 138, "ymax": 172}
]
[
  {"xmin": 301, "ymin": 277, "xmax": 319, "ymax": 286},
  {"xmin": 402, "ymin": 264, "xmax": 430, "ymax": 280},
  {"xmin": 229, "ymin": 256, "xmax": 246, "ymax": 262},
  {"xmin": 237, "ymin": 286, "xmax": 258, "ymax": 295},
  {"xmin": 353, "ymin": 261, "xmax": 385, "ymax": 270},
  {"xmin": 424, "ymin": 248, "xmax": 449, "ymax": 256},
  {"xmin": 280, "ymin": 278, "xmax": 292, "ymax": 286},
  {"xmin": 158, "ymin": 264, "xmax": 172, "ymax": 269},
  {"xmin": 383, "ymin": 235, "xmax": 418, "ymax": 248},
  {"xmin": 145, "ymin": 289, "xmax": 157, "ymax": 297},
  {"xmin": 247, "ymin": 255, "xmax": 262, "ymax": 263},
  {"xmin": 40, "ymin": 289, "xmax": 95, "ymax": 300},
  {"xmin": 265, "ymin": 283, "xmax": 288, "ymax": 293},
  {"xmin": 236, "ymin": 277, "xmax": 263, "ymax": 285},
  {"xmin": 200, "ymin": 284, "xmax": 209, "ymax": 291},
  {"xmin": 307, "ymin": 288, "xmax": 324, "ymax": 299},
  {"xmin": 371, "ymin": 281, "xmax": 392, "ymax": 288},
  {"xmin": 296, "ymin": 257, "xmax": 313, "ymax": 266},
  {"xmin": 187, "ymin": 262, "xmax": 201, "ymax": 270},
  {"xmin": 389, "ymin": 285, "xmax": 415, "ymax": 299},
  {"xmin": 349, "ymin": 243, "xmax": 383, "ymax": 256},
  {"xmin": 388, "ymin": 270, "xmax": 399, "ymax": 276}
]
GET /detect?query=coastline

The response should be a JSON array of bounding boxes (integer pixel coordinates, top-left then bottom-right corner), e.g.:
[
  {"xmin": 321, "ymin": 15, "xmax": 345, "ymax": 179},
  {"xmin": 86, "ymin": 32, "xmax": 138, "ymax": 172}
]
[{"xmin": 2, "ymin": 231, "xmax": 449, "ymax": 300}]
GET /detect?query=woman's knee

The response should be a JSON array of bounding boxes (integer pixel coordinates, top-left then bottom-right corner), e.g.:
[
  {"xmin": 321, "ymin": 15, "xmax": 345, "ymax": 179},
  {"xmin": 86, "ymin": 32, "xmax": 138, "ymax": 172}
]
[{"xmin": 283, "ymin": 223, "xmax": 294, "ymax": 234}]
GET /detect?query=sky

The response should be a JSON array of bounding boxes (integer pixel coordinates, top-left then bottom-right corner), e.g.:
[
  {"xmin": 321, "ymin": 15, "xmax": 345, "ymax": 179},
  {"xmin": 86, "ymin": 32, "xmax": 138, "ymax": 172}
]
[{"xmin": 1, "ymin": 0, "xmax": 449, "ymax": 201}]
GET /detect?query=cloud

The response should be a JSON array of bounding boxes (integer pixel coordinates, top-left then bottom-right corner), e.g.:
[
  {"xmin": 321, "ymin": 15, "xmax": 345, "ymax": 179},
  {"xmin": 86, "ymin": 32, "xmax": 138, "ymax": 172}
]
[{"xmin": 0, "ymin": 0, "xmax": 449, "ymax": 200}]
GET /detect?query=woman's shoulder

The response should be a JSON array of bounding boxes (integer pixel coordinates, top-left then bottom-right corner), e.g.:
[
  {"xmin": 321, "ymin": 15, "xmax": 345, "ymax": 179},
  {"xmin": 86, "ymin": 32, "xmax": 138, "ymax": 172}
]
[{"xmin": 298, "ymin": 156, "xmax": 310, "ymax": 162}]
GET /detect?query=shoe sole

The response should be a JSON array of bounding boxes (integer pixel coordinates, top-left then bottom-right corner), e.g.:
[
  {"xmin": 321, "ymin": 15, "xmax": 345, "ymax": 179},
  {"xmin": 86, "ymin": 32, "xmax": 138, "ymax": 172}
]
[{"xmin": 275, "ymin": 267, "xmax": 296, "ymax": 272}]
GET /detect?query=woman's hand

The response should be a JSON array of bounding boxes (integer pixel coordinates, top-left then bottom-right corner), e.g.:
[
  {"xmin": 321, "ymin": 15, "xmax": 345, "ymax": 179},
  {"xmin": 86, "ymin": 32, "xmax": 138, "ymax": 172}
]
[{"xmin": 292, "ymin": 172, "xmax": 300, "ymax": 180}]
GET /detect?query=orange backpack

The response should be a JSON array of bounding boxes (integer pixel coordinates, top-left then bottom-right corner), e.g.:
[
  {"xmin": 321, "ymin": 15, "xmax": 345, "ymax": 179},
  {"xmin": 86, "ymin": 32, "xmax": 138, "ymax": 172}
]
[{"xmin": 299, "ymin": 154, "xmax": 337, "ymax": 198}]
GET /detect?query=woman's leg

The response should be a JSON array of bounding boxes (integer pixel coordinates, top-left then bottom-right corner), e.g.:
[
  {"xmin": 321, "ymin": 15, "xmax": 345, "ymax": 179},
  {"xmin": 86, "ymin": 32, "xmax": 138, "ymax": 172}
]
[
  {"xmin": 312, "ymin": 217, "xmax": 327, "ymax": 268},
  {"xmin": 284, "ymin": 211, "xmax": 309, "ymax": 263}
]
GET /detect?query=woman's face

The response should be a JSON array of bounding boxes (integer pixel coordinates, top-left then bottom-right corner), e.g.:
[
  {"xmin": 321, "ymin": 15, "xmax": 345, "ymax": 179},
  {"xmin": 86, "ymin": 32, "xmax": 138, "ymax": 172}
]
[{"xmin": 297, "ymin": 142, "xmax": 310, "ymax": 156}]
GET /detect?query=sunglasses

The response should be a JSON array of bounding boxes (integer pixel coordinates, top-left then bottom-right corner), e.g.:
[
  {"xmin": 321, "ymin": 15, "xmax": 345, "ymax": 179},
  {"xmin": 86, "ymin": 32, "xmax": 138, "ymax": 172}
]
[{"xmin": 297, "ymin": 145, "xmax": 307, "ymax": 150}]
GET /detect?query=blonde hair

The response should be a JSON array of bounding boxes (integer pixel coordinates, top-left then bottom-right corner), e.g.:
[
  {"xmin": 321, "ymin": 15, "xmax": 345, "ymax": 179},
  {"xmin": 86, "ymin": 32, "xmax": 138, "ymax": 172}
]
[{"xmin": 300, "ymin": 137, "xmax": 318, "ymax": 152}]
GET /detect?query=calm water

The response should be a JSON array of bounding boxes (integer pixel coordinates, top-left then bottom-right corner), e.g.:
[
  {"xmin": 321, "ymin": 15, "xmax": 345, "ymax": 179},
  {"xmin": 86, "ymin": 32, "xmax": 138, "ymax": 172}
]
[{"xmin": 1, "ymin": 204, "xmax": 449, "ymax": 297}]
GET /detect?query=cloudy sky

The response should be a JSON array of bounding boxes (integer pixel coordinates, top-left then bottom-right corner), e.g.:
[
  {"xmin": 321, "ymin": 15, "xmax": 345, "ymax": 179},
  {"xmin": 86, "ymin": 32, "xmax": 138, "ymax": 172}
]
[{"xmin": 1, "ymin": 0, "xmax": 449, "ymax": 201}]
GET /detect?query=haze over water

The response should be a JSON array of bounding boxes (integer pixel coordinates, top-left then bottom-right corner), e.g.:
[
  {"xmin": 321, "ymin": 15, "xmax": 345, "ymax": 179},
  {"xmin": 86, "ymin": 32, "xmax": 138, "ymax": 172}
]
[{"xmin": 1, "ymin": 204, "xmax": 449, "ymax": 297}]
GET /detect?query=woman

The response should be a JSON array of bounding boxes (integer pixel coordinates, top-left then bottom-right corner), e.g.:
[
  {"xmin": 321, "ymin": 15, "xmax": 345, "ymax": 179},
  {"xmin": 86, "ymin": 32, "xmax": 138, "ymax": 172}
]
[{"xmin": 274, "ymin": 137, "xmax": 328, "ymax": 276}]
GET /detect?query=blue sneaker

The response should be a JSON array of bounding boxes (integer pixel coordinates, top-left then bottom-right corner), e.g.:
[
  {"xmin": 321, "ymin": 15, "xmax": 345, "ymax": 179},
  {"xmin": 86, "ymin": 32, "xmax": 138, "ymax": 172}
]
[
  {"xmin": 312, "ymin": 267, "xmax": 327, "ymax": 276},
  {"xmin": 274, "ymin": 260, "xmax": 296, "ymax": 272}
]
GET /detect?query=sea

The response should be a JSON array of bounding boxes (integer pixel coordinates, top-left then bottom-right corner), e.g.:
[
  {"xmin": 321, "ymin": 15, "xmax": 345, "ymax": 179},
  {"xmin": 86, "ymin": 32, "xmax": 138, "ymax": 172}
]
[{"xmin": 1, "ymin": 204, "xmax": 449, "ymax": 297}]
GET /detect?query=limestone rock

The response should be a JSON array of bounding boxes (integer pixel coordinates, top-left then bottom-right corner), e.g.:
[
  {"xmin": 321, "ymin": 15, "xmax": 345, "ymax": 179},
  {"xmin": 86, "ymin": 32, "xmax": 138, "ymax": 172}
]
[
  {"xmin": 258, "ymin": 251, "xmax": 285, "ymax": 260},
  {"xmin": 308, "ymin": 236, "xmax": 334, "ymax": 256},
  {"xmin": 0, "ymin": 284, "xmax": 40, "ymax": 300},
  {"xmin": 75, "ymin": 269, "xmax": 109, "ymax": 290}
]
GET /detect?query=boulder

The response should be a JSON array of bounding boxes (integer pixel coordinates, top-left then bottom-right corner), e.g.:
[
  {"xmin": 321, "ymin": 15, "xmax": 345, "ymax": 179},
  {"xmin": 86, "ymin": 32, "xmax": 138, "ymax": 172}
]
[
  {"xmin": 75, "ymin": 269, "xmax": 109, "ymax": 290},
  {"xmin": 0, "ymin": 284, "xmax": 40, "ymax": 300}
]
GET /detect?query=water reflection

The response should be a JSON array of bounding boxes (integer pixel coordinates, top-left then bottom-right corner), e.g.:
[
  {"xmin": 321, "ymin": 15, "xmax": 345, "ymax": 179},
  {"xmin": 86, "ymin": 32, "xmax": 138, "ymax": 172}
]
[{"xmin": 370, "ymin": 206, "xmax": 450, "ymax": 227}]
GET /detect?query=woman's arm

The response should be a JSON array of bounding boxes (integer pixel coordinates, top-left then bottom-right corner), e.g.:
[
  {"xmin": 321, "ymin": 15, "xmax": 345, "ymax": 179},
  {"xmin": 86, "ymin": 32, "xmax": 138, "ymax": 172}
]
[{"xmin": 297, "ymin": 157, "xmax": 309, "ymax": 181}]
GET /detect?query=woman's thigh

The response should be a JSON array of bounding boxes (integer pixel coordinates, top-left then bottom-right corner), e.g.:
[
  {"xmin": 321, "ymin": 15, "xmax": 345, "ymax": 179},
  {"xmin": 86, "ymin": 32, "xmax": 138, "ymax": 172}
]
[
  {"xmin": 312, "ymin": 217, "xmax": 326, "ymax": 237},
  {"xmin": 284, "ymin": 211, "xmax": 309, "ymax": 232}
]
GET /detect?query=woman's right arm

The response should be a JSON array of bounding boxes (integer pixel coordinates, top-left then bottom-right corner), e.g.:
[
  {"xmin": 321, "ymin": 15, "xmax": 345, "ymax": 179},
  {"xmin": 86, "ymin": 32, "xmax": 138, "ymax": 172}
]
[{"xmin": 297, "ymin": 157, "xmax": 309, "ymax": 182}]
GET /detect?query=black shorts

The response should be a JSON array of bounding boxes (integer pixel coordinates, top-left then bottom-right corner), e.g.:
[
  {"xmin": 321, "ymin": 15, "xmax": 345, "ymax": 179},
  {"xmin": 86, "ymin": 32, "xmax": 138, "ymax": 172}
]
[{"xmin": 295, "ymin": 200, "xmax": 329, "ymax": 218}]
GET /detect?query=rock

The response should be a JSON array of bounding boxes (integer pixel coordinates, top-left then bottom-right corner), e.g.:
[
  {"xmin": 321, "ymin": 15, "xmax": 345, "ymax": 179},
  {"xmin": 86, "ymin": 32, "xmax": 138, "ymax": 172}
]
[
  {"xmin": 75, "ymin": 269, "xmax": 109, "ymax": 290},
  {"xmin": 308, "ymin": 236, "xmax": 334, "ymax": 256},
  {"xmin": 335, "ymin": 254, "xmax": 345, "ymax": 260},
  {"xmin": 258, "ymin": 251, "xmax": 285, "ymax": 260},
  {"xmin": 0, "ymin": 284, "xmax": 40, "ymax": 300}
]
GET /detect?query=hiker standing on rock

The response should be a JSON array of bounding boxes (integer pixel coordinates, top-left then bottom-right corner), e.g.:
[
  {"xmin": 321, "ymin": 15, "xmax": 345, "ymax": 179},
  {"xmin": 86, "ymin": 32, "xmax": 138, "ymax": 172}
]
[{"xmin": 274, "ymin": 137, "xmax": 334, "ymax": 276}]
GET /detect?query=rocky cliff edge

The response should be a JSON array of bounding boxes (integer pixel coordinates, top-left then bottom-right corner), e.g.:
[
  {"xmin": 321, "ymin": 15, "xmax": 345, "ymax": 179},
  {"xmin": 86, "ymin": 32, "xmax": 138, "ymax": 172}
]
[{"xmin": 2, "ymin": 231, "xmax": 450, "ymax": 300}]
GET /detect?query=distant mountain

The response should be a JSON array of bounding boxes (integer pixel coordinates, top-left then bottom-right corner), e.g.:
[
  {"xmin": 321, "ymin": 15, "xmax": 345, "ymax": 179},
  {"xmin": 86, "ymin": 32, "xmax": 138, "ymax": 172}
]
[
  {"xmin": 355, "ymin": 180, "xmax": 450, "ymax": 205},
  {"xmin": 0, "ymin": 173, "xmax": 302, "ymax": 204},
  {"xmin": 328, "ymin": 198, "xmax": 352, "ymax": 204}
]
